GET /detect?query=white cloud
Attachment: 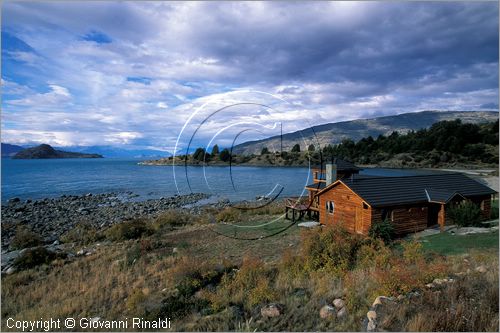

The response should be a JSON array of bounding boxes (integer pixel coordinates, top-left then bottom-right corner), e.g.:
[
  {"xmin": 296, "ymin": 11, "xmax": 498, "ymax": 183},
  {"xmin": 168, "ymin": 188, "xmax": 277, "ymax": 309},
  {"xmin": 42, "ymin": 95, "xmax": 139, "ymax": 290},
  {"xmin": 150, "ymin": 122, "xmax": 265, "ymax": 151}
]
[
  {"xmin": 6, "ymin": 84, "xmax": 72, "ymax": 107},
  {"xmin": 1, "ymin": 1, "xmax": 498, "ymax": 149}
]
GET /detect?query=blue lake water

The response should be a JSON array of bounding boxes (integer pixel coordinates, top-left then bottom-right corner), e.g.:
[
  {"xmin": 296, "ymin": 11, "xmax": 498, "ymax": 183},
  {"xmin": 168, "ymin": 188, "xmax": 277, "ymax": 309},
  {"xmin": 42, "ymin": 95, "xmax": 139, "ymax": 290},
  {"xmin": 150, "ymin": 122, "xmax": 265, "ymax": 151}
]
[{"xmin": 1, "ymin": 158, "xmax": 443, "ymax": 203}]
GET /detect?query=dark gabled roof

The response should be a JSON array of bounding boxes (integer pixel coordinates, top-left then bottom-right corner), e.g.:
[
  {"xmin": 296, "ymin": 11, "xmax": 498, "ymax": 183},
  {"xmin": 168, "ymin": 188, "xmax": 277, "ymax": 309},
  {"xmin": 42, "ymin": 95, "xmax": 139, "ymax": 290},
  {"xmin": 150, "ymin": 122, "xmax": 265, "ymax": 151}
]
[
  {"xmin": 311, "ymin": 157, "xmax": 361, "ymax": 171},
  {"xmin": 319, "ymin": 173, "xmax": 496, "ymax": 207},
  {"xmin": 305, "ymin": 182, "xmax": 326, "ymax": 190},
  {"xmin": 425, "ymin": 188, "xmax": 465, "ymax": 204},
  {"xmin": 305, "ymin": 174, "xmax": 376, "ymax": 190}
]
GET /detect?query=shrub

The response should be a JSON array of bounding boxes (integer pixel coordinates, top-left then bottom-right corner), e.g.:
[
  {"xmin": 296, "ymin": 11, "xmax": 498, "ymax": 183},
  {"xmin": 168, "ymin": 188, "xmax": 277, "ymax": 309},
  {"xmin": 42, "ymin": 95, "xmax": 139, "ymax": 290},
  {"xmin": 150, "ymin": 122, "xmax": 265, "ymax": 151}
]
[
  {"xmin": 402, "ymin": 239, "xmax": 424, "ymax": 264},
  {"xmin": 167, "ymin": 257, "xmax": 228, "ymax": 297},
  {"xmin": 60, "ymin": 222, "xmax": 102, "ymax": 244},
  {"xmin": 277, "ymin": 249, "xmax": 305, "ymax": 284},
  {"xmin": 356, "ymin": 238, "xmax": 392, "ymax": 269},
  {"xmin": 13, "ymin": 247, "xmax": 62, "ymax": 269},
  {"xmin": 123, "ymin": 243, "xmax": 143, "ymax": 267},
  {"xmin": 10, "ymin": 226, "xmax": 42, "ymax": 250},
  {"xmin": 126, "ymin": 289, "xmax": 147, "ymax": 314},
  {"xmin": 105, "ymin": 219, "xmax": 152, "ymax": 241},
  {"xmin": 371, "ymin": 261, "xmax": 420, "ymax": 297},
  {"xmin": 153, "ymin": 210, "xmax": 192, "ymax": 230},
  {"xmin": 448, "ymin": 200, "xmax": 482, "ymax": 227},
  {"xmin": 369, "ymin": 219, "xmax": 395, "ymax": 244},
  {"xmin": 301, "ymin": 225, "xmax": 363, "ymax": 276},
  {"xmin": 205, "ymin": 256, "xmax": 277, "ymax": 311},
  {"xmin": 216, "ymin": 208, "xmax": 241, "ymax": 223},
  {"xmin": 491, "ymin": 200, "xmax": 499, "ymax": 219},
  {"xmin": 380, "ymin": 265, "xmax": 499, "ymax": 331}
]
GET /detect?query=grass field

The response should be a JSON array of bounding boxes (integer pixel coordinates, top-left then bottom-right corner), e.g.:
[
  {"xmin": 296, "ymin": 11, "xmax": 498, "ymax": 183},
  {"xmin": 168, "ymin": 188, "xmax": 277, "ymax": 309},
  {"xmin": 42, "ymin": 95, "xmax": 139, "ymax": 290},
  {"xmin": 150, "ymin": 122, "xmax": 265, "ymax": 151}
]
[
  {"xmin": 2, "ymin": 203, "xmax": 499, "ymax": 331},
  {"xmin": 422, "ymin": 230, "xmax": 499, "ymax": 255}
]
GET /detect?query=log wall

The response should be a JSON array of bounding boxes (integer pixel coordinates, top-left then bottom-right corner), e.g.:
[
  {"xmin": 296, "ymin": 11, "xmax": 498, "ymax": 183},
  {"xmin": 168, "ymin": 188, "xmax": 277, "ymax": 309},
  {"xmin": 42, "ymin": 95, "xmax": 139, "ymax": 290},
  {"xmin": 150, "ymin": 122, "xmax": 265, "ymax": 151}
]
[
  {"xmin": 372, "ymin": 205, "xmax": 429, "ymax": 235},
  {"xmin": 319, "ymin": 182, "xmax": 371, "ymax": 235}
]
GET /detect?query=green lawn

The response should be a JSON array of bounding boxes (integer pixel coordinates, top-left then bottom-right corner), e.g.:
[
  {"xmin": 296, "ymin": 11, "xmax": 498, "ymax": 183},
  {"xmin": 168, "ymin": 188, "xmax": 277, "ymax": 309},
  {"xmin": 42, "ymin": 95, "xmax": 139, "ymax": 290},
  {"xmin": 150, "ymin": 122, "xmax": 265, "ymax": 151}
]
[
  {"xmin": 422, "ymin": 230, "xmax": 499, "ymax": 255},
  {"xmin": 214, "ymin": 214, "xmax": 300, "ymax": 239}
]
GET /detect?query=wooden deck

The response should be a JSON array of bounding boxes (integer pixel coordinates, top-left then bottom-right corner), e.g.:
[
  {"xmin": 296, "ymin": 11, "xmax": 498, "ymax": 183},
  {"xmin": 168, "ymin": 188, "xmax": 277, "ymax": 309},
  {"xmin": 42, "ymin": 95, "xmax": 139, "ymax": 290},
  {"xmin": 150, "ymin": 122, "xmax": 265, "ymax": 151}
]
[{"xmin": 285, "ymin": 197, "xmax": 319, "ymax": 221}]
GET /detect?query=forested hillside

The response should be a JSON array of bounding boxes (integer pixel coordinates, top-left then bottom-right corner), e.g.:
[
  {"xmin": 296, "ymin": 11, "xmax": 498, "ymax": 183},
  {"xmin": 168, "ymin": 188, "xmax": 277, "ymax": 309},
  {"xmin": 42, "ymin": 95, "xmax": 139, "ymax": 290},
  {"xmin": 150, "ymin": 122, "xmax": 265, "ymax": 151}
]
[{"xmin": 317, "ymin": 119, "xmax": 499, "ymax": 167}]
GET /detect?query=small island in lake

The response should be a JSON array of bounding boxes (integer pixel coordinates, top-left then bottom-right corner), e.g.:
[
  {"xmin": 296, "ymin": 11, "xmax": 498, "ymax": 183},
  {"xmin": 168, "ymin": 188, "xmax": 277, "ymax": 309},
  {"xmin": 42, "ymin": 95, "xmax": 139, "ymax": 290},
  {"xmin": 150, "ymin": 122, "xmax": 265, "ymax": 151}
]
[{"xmin": 12, "ymin": 144, "xmax": 103, "ymax": 159}]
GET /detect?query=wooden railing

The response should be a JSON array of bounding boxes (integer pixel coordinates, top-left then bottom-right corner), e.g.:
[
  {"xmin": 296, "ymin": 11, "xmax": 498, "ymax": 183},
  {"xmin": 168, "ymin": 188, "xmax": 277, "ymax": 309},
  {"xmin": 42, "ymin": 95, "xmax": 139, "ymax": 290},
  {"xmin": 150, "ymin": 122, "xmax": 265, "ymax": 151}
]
[{"xmin": 285, "ymin": 197, "xmax": 309, "ymax": 208}]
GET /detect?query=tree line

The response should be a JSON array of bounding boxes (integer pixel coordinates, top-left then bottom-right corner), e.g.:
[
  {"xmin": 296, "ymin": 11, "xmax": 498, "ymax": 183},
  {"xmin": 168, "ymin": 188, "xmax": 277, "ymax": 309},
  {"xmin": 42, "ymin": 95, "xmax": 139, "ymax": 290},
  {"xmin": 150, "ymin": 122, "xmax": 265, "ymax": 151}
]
[
  {"xmin": 315, "ymin": 119, "xmax": 499, "ymax": 165},
  {"xmin": 188, "ymin": 119, "xmax": 498, "ymax": 166}
]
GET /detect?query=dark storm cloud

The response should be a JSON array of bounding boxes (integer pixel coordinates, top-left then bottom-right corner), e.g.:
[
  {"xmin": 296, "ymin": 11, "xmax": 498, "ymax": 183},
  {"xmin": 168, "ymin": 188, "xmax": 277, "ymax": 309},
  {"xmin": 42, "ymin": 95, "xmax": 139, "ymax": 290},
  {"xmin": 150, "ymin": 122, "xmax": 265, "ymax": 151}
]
[
  {"xmin": 1, "ymin": 1, "xmax": 498, "ymax": 148},
  {"xmin": 189, "ymin": 2, "xmax": 498, "ymax": 90}
]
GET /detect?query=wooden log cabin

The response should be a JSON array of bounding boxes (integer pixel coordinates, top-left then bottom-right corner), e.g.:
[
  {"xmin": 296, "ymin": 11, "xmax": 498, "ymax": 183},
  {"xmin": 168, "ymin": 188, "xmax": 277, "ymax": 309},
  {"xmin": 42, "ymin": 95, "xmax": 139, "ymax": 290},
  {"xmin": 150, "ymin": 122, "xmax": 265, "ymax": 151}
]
[
  {"xmin": 287, "ymin": 160, "xmax": 497, "ymax": 236},
  {"xmin": 285, "ymin": 158, "xmax": 361, "ymax": 220}
]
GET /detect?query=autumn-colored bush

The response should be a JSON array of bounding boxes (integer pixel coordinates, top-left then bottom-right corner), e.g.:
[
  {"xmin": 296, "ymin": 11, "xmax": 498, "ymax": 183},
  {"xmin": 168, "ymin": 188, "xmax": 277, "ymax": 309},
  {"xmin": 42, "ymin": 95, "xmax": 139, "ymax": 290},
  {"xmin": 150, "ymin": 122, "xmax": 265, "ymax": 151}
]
[
  {"xmin": 105, "ymin": 219, "xmax": 152, "ymax": 241},
  {"xmin": 13, "ymin": 247, "xmax": 63, "ymax": 270},
  {"xmin": 126, "ymin": 289, "xmax": 148, "ymax": 314},
  {"xmin": 60, "ymin": 222, "xmax": 102, "ymax": 245},
  {"xmin": 167, "ymin": 256, "xmax": 229, "ymax": 299},
  {"xmin": 380, "ymin": 264, "xmax": 499, "ymax": 331},
  {"xmin": 153, "ymin": 210, "xmax": 193, "ymax": 230},
  {"xmin": 402, "ymin": 239, "xmax": 425, "ymax": 264},
  {"xmin": 301, "ymin": 225, "xmax": 364, "ymax": 276},
  {"xmin": 356, "ymin": 238, "xmax": 392, "ymax": 270},
  {"xmin": 216, "ymin": 207, "xmax": 241, "ymax": 223},
  {"xmin": 275, "ymin": 248, "xmax": 306, "ymax": 289},
  {"xmin": 204, "ymin": 256, "xmax": 277, "ymax": 311},
  {"xmin": 368, "ymin": 240, "xmax": 449, "ymax": 298},
  {"xmin": 10, "ymin": 226, "xmax": 42, "ymax": 250}
]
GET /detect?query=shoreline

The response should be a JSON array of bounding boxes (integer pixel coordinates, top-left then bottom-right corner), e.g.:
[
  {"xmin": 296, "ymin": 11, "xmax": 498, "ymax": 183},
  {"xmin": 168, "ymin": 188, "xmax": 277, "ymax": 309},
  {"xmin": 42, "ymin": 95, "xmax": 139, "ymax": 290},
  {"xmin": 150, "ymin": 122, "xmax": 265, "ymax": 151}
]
[
  {"xmin": 1, "ymin": 192, "xmax": 219, "ymax": 251},
  {"xmin": 140, "ymin": 159, "xmax": 499, "ymax": 171}
]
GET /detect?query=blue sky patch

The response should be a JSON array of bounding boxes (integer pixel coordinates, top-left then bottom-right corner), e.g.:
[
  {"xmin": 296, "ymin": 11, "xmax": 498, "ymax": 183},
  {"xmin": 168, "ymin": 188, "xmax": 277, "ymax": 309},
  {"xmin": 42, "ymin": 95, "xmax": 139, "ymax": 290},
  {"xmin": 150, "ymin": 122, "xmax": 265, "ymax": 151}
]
[
  {"xmin": 126, "ymin": 76, "xmax": 152, "ymax": 85},
  {"xmin": 81, "ymin": 30, "xmax": 112, "ymax": 44},
  {"xmin": 2, "ymin": 31, "xmax": 36, "ymax": 52}
]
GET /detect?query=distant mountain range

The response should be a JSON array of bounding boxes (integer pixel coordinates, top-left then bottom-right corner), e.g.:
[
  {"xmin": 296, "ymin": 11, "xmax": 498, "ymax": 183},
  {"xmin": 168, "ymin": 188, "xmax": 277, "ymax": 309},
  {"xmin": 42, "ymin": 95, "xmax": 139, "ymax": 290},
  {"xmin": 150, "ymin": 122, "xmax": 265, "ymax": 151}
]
[
  {"xmin": 12, "ymin": 144, "xmax": 103, "ymax": 159},
  {"xmin": 1, "ymin": 143, "xmax": 168, "ymax": 158},
  {"xmin": 2, "ymin": 111, "xmax": 498, "ymax": 158},
  {"xmin": 1, "ymin": 143, "xmax": 24, "ymax": 157},
  {"xmin": 232, "ymin": 111, "xmax": 499, "ymax": 154},
  {"xmin": 55, "ymin": 145, "xmax": 169, "ymax": 158}
]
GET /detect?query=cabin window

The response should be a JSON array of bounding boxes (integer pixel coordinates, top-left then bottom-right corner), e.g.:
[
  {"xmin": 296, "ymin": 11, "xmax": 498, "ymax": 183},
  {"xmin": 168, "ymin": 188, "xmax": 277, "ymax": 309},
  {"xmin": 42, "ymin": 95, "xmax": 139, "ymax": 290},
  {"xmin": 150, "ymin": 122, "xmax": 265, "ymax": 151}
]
[
  {"xmin": 480, "ymin": 200, "xmax": 485, "ymax": 210},
  {"xmin": 363, "ymin": 202, "xmax": 369, "ymax": 209},
  {"xmin": 326, "ymin": 201, "xmax": 335, "ymax": 214},
  {"xmin": 381, "ymin": 209, "xmax": 394, "ymax": 222}
]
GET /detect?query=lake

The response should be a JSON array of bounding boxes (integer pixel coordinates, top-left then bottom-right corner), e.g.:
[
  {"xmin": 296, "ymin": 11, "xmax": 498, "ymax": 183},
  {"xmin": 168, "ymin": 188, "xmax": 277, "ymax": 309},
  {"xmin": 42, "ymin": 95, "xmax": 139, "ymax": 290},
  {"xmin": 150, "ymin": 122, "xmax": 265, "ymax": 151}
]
[{"xmin": 1, "ymin": 158, "xmax": 443, "ymax": 203}]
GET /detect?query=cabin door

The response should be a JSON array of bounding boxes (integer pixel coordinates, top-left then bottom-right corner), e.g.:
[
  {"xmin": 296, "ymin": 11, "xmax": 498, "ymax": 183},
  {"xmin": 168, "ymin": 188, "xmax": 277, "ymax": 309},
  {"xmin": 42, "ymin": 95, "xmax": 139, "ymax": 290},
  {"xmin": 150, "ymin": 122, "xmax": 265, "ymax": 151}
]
[
  {"xmin": 428, "ymin": 204, "xmax": 440, "ymax": 227},
  {"xmin": 355, "ymin": 207, "xmax": 363, "ymax": 234}
]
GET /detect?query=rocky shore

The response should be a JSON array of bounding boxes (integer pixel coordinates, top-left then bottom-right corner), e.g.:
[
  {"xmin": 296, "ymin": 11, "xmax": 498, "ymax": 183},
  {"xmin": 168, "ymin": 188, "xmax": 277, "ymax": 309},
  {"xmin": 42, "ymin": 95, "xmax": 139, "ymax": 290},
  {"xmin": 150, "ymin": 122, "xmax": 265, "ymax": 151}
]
[{"xmin": 1, "ymin": 192, "xmax": 211, "ymax": 250}]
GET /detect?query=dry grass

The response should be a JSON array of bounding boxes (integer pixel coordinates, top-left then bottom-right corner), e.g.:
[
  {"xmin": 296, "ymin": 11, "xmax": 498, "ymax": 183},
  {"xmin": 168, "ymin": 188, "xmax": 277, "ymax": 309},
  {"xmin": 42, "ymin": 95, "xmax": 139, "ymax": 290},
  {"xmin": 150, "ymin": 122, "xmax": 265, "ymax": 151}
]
[
  {"xmin": 379, "ymin": 253, "xmax": 499, "ymax": 332},
  {"xmin": 2, "ymin": 211, "xmax": 498, "ymax": 332},
  {"xmin": 2, "ymin": 241, "xmax": 177, "ymax": 330}
]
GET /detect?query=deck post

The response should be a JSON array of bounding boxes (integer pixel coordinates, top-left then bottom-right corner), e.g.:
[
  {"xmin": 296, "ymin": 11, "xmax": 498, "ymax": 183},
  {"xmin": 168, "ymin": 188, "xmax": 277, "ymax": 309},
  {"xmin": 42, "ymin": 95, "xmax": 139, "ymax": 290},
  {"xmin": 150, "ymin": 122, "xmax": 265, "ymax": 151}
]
[{"xmin": 438, "ymin": 203, "xmax": 445, "ymax": 231}]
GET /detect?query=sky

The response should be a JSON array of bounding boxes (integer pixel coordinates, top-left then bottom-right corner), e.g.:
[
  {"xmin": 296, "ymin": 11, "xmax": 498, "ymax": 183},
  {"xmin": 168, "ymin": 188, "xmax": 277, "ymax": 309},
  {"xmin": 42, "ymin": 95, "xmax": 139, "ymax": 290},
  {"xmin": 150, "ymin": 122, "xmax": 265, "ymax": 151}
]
[{"xmin": 1, "ymin": 1, "xmax": 499, "ymax": 153}]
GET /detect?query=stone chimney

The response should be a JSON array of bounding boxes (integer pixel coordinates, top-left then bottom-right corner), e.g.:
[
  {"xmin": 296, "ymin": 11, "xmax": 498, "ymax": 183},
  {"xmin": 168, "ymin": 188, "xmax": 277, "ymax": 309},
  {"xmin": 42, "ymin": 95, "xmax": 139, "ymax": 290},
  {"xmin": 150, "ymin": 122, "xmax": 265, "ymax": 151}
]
[{"xmin": 326, "ymin": 161, "xmax": 337, "ymax": 185}]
